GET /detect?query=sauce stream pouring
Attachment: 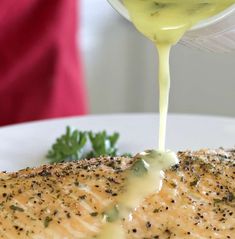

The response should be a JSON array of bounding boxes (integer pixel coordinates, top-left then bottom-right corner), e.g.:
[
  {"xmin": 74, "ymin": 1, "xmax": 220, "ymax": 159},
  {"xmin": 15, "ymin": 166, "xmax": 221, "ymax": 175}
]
[{"xmin": 93, "ymin": 1, "xmax": 235, "ymax": 238}]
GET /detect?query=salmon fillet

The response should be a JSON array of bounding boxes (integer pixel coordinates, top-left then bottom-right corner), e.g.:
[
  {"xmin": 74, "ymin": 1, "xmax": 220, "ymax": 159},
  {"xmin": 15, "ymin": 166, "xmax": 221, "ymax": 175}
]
[{"xmin": 0, "ymin": 149, "xmax": 234, "ymax": 239}]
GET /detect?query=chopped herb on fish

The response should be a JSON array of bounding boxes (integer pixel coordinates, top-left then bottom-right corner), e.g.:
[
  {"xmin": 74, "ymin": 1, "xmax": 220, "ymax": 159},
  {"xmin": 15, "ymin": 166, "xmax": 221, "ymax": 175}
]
[
  {"xmin": 9, "ymin": 205, "xmax": 24, "ymax": 212},
  {"xmin": 44, "ymin": 217, "xmax": 52, "ymax": 228}
]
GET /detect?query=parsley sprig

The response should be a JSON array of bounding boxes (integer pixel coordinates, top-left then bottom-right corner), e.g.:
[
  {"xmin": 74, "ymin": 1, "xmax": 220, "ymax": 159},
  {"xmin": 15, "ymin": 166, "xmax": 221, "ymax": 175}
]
[
  {"xmin": 47, "ymin": 127, "xmax": 87, "ymax": 163},
  {"xmin": 47, "ymin": 127, "xmax": 127, "ymax": 163},
  {"xmin": 87, "ymin": 131, "xmax": 119, "ymax": 159}
]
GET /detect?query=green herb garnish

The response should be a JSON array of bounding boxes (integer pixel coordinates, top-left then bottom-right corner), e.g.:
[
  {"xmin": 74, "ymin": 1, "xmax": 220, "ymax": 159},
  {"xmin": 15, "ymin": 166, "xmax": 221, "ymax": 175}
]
[
  {"xmin": 9, "ymin": 205, "xmax": 24, "ymax": 212},
  {"xmin": 47, "ymin": 127, "xmax": 87, "ymax": 163},
  {"xmin": 105, "ymin": 206, "xmax": 119, "ymax": 222},
  {"xmin": 44, "ymin": 216, "xmax": 52, "ymax": 228},
  {"xmin": 154, "ymin": 2, "xmax": 166, "ymax": 9},
  {"xmin": 213, "ymin": 192, "xmax": 235, "ymax": 204},
  {"xmin": 131, "ymin": 159, "xmax": 148, "ymax": 177},
  {"xmin": 47, "ymin": 127, "xmax": 130, "ymax": 163},
  {"xmin": 87, "ymin": 131, "xmax": 119, "ymax": 159},
  {"xmin": 213, "ymin": 198, "xmax": 223, "ymax": 204}
]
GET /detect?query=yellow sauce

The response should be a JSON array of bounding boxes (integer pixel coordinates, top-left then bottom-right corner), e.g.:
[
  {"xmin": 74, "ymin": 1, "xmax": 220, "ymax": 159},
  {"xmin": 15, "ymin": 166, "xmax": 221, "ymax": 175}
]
[
  {"xmin": 123, "ymin": 0, "xmax": 234, "ymax": 150},
  {"xmin": 95, "ymin": 150, "xmax": 178, "ymax": 239},
  {"xmin": 93, "ymin": 1, "xmax": 235, "ymax": 238}
]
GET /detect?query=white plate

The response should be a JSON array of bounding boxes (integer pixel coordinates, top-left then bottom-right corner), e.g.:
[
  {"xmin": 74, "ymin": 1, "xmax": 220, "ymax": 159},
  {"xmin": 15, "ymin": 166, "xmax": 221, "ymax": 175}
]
[{"xmin": 0, "ymin": 113, "xmax": 234, "ymax": 172}]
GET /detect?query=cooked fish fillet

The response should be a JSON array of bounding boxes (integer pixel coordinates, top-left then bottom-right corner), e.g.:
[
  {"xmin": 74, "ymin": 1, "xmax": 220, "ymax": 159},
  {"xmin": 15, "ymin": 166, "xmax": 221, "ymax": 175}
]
[{"xmin": 0, "ymin": 149, "xmax": 234, "ymax": 239}]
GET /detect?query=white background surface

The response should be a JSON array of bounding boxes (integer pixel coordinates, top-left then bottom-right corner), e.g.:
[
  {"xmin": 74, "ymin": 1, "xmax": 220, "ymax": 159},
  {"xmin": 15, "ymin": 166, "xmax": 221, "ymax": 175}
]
[
  {"xmin": 80, "ymin": 0, "xmax": 235, "ymax": 116},
  {"xmin": 0, "ymin": 114, "xmax": 234, "ymax": 172}
]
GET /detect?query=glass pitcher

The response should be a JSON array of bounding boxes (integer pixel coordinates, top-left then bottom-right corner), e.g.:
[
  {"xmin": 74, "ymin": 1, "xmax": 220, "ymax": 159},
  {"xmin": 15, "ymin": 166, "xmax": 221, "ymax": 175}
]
[{"xmin": 107, "ymin": 0, "xmax": 235, "ymax": 52}]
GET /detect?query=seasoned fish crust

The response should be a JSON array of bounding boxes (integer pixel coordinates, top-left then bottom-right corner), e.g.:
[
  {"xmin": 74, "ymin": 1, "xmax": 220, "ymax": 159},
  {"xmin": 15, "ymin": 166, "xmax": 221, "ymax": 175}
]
[{"xmin": 0, "ymin": 149, "xmax": 234, "ymax": 239}]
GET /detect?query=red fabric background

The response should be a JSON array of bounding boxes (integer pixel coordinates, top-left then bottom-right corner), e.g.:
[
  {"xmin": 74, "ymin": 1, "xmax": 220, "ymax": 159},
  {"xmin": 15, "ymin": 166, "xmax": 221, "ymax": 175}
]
[{"xmin": 0, "ymin": 0, "xmax": 87, "ymax": 126}]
